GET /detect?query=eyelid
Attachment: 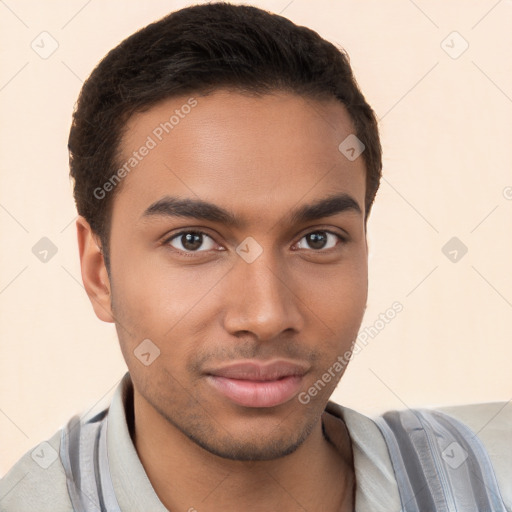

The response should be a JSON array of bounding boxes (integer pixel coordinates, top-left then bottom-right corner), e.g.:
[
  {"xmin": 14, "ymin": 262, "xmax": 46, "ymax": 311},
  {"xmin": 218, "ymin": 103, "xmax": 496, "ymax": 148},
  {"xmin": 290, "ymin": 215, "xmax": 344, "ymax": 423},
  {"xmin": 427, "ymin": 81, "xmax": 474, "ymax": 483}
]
[{"xmin": 292, "ymin": 224, "xmax": 349, "ymax": 246}]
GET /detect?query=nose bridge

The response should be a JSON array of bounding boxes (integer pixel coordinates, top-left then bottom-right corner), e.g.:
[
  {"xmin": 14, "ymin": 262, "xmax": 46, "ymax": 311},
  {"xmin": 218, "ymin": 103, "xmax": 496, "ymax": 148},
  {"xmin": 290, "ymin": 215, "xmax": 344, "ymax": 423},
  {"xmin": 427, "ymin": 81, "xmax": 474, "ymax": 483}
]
[{"xmin": 223, "ymin": 243, "xmax": 303, "ymax": 339}]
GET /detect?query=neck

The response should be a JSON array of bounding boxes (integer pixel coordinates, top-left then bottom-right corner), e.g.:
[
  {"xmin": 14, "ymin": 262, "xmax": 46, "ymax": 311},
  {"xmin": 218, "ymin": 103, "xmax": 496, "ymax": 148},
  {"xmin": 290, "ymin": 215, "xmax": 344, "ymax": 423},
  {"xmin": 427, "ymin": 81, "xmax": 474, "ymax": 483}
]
[{"xmin": 131, "ymin": 392, "xmax": 354, "ymax": 512}]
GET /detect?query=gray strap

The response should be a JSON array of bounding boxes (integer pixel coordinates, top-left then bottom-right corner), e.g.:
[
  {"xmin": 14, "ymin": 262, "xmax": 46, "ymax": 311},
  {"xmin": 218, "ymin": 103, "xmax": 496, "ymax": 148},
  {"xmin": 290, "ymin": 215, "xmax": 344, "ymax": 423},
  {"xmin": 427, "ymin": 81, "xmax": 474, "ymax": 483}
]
[
  {"xmin": 375, "ymin": 408, "xmax": 507, "ymax": 512},
  {"xmin": 59, "ymin": 411, "xmax": 122, "ymax": 512}
]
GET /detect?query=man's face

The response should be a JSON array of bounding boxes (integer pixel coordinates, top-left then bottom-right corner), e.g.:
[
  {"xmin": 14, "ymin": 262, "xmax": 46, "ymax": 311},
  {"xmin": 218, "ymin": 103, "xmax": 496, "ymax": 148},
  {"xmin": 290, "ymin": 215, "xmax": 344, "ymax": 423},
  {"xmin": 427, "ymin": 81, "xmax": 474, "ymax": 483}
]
[{"xmin": 107, "ymin": 90, "xmax": 368, "ymax": 460}]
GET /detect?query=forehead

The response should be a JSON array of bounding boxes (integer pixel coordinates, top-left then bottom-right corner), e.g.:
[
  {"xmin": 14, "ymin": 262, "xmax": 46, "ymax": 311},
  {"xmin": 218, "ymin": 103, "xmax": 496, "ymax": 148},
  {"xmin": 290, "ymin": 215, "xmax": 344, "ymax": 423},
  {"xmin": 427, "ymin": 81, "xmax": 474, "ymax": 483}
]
[{"xmin": 113, "ymin": 90, "xmax": 366, "ymax": 226}]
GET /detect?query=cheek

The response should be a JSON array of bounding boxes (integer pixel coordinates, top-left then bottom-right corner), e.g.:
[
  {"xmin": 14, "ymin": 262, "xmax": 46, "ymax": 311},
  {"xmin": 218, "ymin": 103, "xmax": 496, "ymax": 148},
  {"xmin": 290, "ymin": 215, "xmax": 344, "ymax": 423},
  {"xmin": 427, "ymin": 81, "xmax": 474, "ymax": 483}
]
[
  {"xmin": 110, "ymin": 246, "xmax": 214, "ymax": 334},
  {"xmin": 297, "ymin": 253, "xmax": 368, "ymax": 371},
  {"xmin": 335, "ymin": 265, "xmax": 368, "ymax": 325},
  {"xmin": 298, "ymin": 265, "xmax": 367, "ymax": 404},
  {"xmin": 299, "ymin": 254, "xmax": 368, "ymax": 327},
  {"xmin": 110, "ymin": 252, "xmax": 226, "ymax": 379}
]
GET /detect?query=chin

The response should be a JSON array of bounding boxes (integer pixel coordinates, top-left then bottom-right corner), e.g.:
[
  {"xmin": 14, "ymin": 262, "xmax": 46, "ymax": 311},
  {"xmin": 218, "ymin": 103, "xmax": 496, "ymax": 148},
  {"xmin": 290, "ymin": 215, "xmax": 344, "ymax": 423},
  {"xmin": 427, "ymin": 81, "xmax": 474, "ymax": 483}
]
[
  {"xmin": 182, "ymin": 409, "xmax": 320, "ymax": 462},
  {"xmin": 187, "ymin": 429, "xmax": 308, "ymax": 461}
]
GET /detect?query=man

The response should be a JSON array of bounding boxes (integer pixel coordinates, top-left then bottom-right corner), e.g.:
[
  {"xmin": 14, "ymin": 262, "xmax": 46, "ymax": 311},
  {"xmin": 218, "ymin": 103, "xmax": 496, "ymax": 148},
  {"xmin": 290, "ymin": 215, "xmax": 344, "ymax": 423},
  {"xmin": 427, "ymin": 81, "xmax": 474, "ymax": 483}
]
[{"xmin": 1, "ymin": 3, "xmax": 510, "ymax": 511}]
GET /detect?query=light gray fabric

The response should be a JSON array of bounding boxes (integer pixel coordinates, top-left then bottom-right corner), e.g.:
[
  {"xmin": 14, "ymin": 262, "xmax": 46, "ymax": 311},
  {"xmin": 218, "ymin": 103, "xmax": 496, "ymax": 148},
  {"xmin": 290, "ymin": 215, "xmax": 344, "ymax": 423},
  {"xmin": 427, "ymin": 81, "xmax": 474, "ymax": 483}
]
[
  {"xmin": 1, "ymin": 372, "xmax": 510, "ymax": 511},
  {"xmin": 326, "ymin": 401, "xmax": 402, "ymax": 511},
  {"xmin": 437, "ymin": 400, "xmax": 512, "ymax": 510},
  {"xmin": 59, "ymin": 411, "xmax": 122, "ymax": 512},
  {"xmin": 375, "ymin": 408, "xmax": 508, "ymax": 511}
]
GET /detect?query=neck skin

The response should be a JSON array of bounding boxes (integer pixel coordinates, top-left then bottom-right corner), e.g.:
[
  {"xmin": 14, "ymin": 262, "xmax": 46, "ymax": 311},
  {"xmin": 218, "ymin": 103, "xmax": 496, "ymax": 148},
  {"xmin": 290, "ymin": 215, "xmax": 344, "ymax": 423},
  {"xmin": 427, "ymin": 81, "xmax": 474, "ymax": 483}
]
[{"xmin": 131, "ymin": 391, "xmax": 355, "ymax": 512}]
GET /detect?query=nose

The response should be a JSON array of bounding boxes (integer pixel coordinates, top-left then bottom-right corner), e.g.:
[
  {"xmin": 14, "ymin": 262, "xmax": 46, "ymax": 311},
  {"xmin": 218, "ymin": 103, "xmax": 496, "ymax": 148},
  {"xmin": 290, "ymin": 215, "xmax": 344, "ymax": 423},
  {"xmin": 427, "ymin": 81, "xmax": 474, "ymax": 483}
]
[{"xmin": 222, "ymin": 248, "xmax": 304, "ymax": 341}]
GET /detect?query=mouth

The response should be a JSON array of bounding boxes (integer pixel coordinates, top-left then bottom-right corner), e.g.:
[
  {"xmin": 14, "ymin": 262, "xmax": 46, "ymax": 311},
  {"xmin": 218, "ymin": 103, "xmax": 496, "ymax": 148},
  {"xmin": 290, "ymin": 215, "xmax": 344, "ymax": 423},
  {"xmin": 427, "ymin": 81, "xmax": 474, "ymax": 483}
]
[{"xmin": 205, "ymin": 360, "xmax": 308, "ymax": 408}]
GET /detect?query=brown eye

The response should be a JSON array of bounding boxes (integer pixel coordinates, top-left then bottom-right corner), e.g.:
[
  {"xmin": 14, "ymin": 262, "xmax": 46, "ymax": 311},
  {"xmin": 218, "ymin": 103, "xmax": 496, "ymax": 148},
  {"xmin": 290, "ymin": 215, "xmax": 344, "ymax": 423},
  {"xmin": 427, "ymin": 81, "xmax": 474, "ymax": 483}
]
[
  {"xmin": 166, "ymin": 231, "xmax": 216, "ymax": 252},
  {"xmin": 295, "ymin": 231, "xmax": 343, "ymax": 251}
]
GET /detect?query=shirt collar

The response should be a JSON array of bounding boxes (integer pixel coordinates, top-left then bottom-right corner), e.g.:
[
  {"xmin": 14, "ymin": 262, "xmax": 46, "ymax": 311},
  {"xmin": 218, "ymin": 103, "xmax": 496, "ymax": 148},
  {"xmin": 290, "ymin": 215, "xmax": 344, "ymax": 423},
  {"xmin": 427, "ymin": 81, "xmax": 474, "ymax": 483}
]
[{"xmin": 323, "ymin": 401, "xmax": 401, "ymax": 511}]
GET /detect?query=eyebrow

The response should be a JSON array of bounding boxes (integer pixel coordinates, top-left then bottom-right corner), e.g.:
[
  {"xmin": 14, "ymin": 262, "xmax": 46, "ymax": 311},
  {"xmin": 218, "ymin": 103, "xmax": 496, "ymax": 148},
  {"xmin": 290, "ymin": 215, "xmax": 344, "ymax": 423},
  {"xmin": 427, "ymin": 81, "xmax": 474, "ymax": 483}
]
[{"xmin": 140, "ymin": 192, "xmax": 362, "ymax": 228}]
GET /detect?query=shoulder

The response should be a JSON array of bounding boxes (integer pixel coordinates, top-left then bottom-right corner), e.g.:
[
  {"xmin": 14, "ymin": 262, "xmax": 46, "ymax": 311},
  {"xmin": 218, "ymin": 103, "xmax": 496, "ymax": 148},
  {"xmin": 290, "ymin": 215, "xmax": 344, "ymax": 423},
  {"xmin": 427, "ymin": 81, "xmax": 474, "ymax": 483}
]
[
  {"xmin": 434, "ymin": 400, "xmax": 512, "ymax": 436},
  {"xmin": 434, "ymin": 401, "xmax": 512, "ymax": 508},
  {"xmin": 0, "ymin": 427, "xmax": 72, "ymax": 512}
]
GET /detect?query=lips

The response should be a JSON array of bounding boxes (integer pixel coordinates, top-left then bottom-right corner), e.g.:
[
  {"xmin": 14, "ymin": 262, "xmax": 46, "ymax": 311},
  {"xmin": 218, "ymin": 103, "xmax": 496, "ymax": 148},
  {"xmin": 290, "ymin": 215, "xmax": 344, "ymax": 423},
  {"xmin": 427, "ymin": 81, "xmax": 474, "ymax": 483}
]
[{"xmin": 205, "ymin": 360, "xmax": 308, "ymax": 408}]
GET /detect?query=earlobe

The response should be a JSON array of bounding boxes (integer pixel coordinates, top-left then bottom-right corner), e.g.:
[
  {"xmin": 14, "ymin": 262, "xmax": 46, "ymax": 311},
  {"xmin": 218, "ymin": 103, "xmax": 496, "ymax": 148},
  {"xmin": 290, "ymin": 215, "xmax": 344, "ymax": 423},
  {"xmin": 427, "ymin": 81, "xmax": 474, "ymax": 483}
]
[{"xmin": 76, "ymin": 216, "xmax": 114, "ymax": 323}]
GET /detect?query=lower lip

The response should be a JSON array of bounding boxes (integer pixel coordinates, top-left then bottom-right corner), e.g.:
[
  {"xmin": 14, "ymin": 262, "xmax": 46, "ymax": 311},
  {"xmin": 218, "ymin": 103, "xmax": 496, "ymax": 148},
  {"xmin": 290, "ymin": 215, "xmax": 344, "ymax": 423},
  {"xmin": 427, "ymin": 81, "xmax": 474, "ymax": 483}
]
[{"xmin": 206, "ymin": 375, "xmax": 303, "ymax": 408}]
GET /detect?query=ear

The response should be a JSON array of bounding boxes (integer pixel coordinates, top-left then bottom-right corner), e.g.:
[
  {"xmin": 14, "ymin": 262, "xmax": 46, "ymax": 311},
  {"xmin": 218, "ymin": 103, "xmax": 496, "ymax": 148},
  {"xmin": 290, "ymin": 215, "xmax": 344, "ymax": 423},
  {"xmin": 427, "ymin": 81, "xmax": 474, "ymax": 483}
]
[{"xmin": 76, "ymin": 216, "xmax": 114, "ymax": 323}]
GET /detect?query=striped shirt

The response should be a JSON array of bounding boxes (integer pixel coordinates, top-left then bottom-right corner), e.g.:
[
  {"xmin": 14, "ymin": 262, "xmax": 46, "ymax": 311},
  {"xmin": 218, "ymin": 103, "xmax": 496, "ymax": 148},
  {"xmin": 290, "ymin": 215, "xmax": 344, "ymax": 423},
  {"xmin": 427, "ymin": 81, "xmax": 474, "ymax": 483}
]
[{"xmin": 1, "ymin": 371, "xmax": 510, "ymax": 511}]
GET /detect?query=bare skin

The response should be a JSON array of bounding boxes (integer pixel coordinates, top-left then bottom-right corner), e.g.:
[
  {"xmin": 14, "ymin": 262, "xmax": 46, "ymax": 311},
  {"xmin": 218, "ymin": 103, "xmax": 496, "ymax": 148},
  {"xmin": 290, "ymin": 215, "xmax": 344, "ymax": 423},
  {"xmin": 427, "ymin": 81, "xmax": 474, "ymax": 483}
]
[{"xmin": 77, "ymin": 90, "xmax": 368, "ymax": 511}]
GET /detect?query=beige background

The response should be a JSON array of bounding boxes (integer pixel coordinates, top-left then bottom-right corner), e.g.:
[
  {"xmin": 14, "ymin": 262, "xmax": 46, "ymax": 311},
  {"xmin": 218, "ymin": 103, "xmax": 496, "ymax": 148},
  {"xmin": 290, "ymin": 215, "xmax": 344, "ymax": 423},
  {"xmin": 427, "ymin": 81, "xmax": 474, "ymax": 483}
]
[{"xmin": 1, "ymin": 0, "xmax": 511, "ymax": 476}]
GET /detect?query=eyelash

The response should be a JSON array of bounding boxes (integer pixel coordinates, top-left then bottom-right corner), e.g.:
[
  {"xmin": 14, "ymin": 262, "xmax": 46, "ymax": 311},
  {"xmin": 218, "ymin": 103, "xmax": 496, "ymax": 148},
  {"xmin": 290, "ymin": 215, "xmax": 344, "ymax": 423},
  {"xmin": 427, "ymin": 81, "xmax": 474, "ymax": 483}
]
[{"xmin": 162, "ymin": 229, "xmax": 347, "ymax": 256}]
